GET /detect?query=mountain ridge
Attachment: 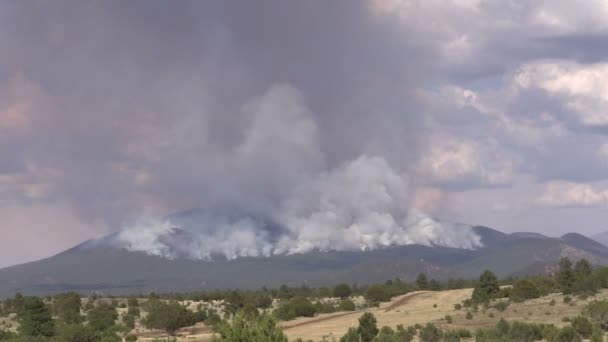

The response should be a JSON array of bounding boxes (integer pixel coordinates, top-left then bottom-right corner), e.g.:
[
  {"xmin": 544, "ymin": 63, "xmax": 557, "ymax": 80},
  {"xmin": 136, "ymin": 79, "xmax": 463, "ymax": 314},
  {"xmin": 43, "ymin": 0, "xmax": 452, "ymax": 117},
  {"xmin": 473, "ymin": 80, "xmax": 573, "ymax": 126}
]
[{"xmin": 2, "ymin": 223, "xmax": 608, "ymax": 297}]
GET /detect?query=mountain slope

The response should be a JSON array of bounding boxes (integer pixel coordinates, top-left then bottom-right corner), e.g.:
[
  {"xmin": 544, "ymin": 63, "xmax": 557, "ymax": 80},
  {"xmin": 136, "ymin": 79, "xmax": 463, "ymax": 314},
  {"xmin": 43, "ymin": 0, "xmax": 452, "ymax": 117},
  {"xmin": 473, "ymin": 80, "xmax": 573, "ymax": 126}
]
[
  {"xmin": 2, "ymin": 226, "xmax": 608, "ymax": 297},
  {"xmin": 591, "ymin": 231, "xmax": 608, "ymax": 248}
]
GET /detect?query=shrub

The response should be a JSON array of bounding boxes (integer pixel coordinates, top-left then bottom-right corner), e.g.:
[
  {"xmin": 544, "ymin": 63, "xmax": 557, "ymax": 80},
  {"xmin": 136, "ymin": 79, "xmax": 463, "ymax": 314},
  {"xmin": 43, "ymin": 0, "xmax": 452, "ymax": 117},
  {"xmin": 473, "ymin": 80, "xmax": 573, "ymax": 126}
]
[
  {"xmin": 340, "ymin": 327, "xmax": 359, "ymax": 342},
  {"xmin": 364, "ymin": 285, "xmax": 392, "ymax": 303},
  {"xmin": 88, "ymin": 303, "xmax": 118, "ymax": 332},
  {"xmin": 333, "ymin": 284, "xmax": 352, "ymax": 299},
  {"xmin": 591, "ymin": 324, "xmax": 604, "ymax": 342},
  {"xmin": 571, "ymin": 316, "xmax": 593, "ymax": 338},
  {"xmin": 511, "ymin": 280, "xmax": 540, "ymax": 302},
  {"xmin": 338, "ymin": 299, "xmax": 356, "ymax": 311},
  {"xmin": 554, "ymin": 326, "xmax": 581, "ymax": 342},
  {"xmin": 357, "ymin": 312, "xmax": 379, "ymax": 342},
  {"xmin": 454, "ymin": 303, "xmax": 462, "ymax": 310},
  {"xmin": 550, "ymin": 299, "xmax": 556, "ymax": 306},
  {"xmin": 215, "ymin": 312, "xmax": 288, "ymax": 342},
  {"xmin": 442, "ymin": 330, "xmax": 461, "ymax": 342},
  {"xmin": 143, "ymin": 300, "xmax": 194, "ymax": 335},
  {"xmin": 508, "ymin": 321, "xmax": 543, "ymax": 342},
  {"xmin": 493, "ymin": 301, "xmax": 510, "ymax": 312},
  {"xmin": 444, "ymin": 315, "xmax": 453, "ymax": 323},
  {"xmin": 419, "ymin": 323, "xmax": 442, "ymax": 342},
  {"xmin": 125, "ymin": 335, "xmax": 138, "ymax": 342},
  {"xmin": 465, "ymin": 312, "xmax": 473, "ymax": 320},
  {"xmin": 584, "ymin": 300, "xmax": 608, "ymax": 330},
  {"xmin": 563, "ymin": 296, "xmax": 572, "ymax": 303},
  {"xmin": 274, "ymin": 297, "xmax": 316, "ymax": 321}
]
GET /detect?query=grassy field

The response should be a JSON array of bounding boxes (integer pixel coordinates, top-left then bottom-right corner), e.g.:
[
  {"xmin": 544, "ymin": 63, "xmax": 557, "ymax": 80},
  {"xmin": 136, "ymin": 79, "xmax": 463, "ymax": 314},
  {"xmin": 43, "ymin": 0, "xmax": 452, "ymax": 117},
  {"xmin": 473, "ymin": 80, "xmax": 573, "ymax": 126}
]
[{"xmin": 281, "ymin": 288, "xmax": 608, "ymax": 341}]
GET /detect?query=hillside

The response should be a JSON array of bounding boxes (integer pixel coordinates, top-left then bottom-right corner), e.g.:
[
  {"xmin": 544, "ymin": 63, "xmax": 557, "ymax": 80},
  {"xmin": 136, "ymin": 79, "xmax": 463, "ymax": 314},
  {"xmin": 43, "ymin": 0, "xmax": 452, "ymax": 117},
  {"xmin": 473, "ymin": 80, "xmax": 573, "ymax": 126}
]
[{"xmin": 2, "ymin": 226, "xmax": 608, "ymax": 297}]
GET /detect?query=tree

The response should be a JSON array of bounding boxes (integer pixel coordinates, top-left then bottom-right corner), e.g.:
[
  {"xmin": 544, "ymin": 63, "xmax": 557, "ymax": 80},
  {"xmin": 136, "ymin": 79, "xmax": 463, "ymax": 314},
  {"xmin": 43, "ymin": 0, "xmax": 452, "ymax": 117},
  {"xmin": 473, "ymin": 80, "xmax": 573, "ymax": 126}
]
[
  {"xmin": 333, "ymin": 284, "xmax": 353, "ymax": 299},
  {"xmin": 127, "ymin": 298, "xmax": 139, "ymax": 308},
  {"xmin": 471, "ymin": 270, "xmax": 499, "ymax": 302},
  {"xmin": 428, "ymin": 279, "xmax": 441, "ymax": 291},
  {"xmin": 54, "ymin": 324, "xmax": 96, "ymax": 342},
  {"xmin": 557, "ymin": 257, "xmax": 576, "ymax": 294},
  {"xmin": 340, "ymin": 327, "xmax": 360, "ymax": 342},
  {"xmin": 19, "ymin": 296, "xmax": 55, "ymax": 337},
  {"xmin": 357, "ymin": 312, "xmax": 378, "ymax": 342},
  {"xmin": 416, "ymin": 273, "xmax": 429, "ymax": 290},
  {"xmin": 87, "ymin": 303, "xmax": 118, "ymax": 333},
  {"xmin": 510, "ymin": 279, "xmax": 540, "ymax": 302},
  {"xmin": 575, "ymin": 259, "xmax": 593, "ymax": 279},
  {"xmin": 54, "ymin": 292, "xmax": 83, "ymax": 324},
  {"xmin": 215, "ymin": 311, "xmax": 288, "ymax": 342},
  {"xmin": 364, "ymin": 285, "xmax": 391, "ymax": 303},
  {"xmin": 143, "ymin": 300, "xmax": 193, "ymax": 336}
]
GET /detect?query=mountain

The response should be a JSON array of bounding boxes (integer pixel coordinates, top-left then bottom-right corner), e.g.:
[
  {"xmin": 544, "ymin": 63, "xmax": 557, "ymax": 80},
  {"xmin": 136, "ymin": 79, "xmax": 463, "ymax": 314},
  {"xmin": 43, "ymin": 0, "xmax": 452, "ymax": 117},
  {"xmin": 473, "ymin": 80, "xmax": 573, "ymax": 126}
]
[
  {"xmin": 591, "ymin": 231, "xmax": 608, "ymax": 248},
  {"xmin": 1, "ymin": 224, "xmax": 608, "ymax": 297}
]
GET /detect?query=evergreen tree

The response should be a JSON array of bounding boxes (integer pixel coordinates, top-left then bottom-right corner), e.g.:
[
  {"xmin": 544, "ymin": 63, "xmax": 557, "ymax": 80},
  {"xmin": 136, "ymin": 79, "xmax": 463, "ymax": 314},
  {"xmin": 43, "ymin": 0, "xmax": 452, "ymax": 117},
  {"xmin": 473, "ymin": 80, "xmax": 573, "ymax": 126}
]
[
  {"xmin": 557, "ymin": 257, "xmax": 576, "ymax": 294},
  {"xmin": 19, "ymin": 296, "xmax": 55, "ymax": 337},
  {"xmin": 357, "ymin": 312, "xmax": 379, "ymax": 342},
  {"xmin": 416, "ymin": 273, "xmax": 429, "ymax": 290},
  {"xmin": 471, "ymin": 270, "xmax": 499, "ymax": 302},
  {"xmin": 574, "ymin": 259, "xmax": 593, "ymax": 279}
]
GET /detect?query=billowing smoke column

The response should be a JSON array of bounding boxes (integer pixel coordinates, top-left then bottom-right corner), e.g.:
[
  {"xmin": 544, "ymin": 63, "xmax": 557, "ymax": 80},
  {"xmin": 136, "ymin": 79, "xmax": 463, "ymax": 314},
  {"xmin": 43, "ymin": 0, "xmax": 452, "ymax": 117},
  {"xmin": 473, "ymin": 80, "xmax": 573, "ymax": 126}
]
[
  {"xmin": 2, "ymin": 1, "xmax": 484, "ymax": 259},
  {"xmin": 114, "ymin": 154, "xmax": 481, "ymax": 260}
]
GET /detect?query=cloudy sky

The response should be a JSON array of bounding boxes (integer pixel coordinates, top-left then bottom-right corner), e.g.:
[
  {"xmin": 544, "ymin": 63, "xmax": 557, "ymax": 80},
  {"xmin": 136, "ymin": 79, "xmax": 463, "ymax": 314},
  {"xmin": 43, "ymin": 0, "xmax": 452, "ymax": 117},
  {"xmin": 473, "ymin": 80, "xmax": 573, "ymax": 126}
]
[{"xmin": 3, "ymin": 0, "xmax": 608, "ymax": 267}]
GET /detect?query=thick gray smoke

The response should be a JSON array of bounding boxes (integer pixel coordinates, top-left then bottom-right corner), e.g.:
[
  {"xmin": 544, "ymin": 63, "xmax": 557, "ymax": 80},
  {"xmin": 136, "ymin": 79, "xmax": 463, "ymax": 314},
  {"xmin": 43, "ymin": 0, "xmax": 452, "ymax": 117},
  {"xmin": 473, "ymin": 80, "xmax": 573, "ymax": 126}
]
[
  {"xmin": 113, "ymin": 152, "xmax": 482, "ymax": 259},
  {"xmin": 1, "ymin": 0, "xmax": 482, "ymax": 260}
]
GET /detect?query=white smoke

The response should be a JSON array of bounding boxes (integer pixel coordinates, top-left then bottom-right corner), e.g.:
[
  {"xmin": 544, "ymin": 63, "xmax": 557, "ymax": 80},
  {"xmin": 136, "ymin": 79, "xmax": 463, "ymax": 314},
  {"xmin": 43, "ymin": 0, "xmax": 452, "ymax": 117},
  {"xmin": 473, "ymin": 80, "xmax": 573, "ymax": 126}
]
[{"xmin": 114, "ymin": 155, "xmax": 482, "ymax": 260}]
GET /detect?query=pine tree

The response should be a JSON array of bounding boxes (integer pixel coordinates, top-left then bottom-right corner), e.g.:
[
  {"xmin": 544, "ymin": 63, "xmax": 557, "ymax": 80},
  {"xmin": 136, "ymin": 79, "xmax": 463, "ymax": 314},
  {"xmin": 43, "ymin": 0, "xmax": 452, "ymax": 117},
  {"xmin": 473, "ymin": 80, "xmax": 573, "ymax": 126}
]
[
  {"xmin": 416, "ymin": 273, "xmax": 429, "ymax": 290},
  {"xmin": 357, "ymin": 312, "xmax": 379, "ymax": 342},
  {"xmin": 471, "ymin": 270, "xmax": 499, "ymax": 302},
  {"xmin": 557, "ymin": 257, "xmax": 576, "ymax": 294}
]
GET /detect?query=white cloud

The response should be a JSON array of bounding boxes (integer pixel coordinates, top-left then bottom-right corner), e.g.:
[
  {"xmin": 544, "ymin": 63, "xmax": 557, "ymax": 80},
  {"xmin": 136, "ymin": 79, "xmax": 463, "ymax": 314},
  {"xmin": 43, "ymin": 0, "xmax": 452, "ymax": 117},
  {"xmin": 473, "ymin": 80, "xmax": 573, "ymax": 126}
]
[
  {"xmin": 515, "ymin": 61, "xmax": 608, "ymax": 127},
  {"xmin": 538, "ymin": 181, "xmax": 608, "ymax": 207},
  {"xmin": 419, "ymin": 135, "xmax": 517, "ymax": 187}
]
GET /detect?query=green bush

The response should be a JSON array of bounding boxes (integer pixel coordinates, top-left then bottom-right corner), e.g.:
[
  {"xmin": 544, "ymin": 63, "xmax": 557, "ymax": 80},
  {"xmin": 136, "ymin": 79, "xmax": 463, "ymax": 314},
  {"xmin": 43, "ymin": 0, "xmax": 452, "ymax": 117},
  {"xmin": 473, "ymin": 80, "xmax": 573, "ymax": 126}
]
[
  {"xmin": 553, "ymin": 326, "xmax": 581, "ymax": 342},
  {"xmin": 364, "ymin": 285, "xmax": 392, "ymax": 303},
  {"xmin": 571, "ymin": 316, "xmax": 593, "ymax": 338},
  {"xmin": 274, "ymin": 297, "xmax": 316, "ymax": 321},
  {"xmin": 511, "ymin": 280, "xmax": 540, "ymax": 302},
  {"xmin": 492, "ymin": 301, "xmax": 510, "ymax": 312},
  {"xmin": 215, "ymin": 312, "xmax": 288, "ymax": 342},
  {"xmin": 357, "ymin": 312, "xmax": 379, "ymax": 342},
  {"xmin": 338, "ymin": 299, "xmax": 356, "ymax": 311},
  {"xmin": 419, "ymin": 323, "xmax": 442, "ymax": 342},
  {"xmin": 584, "ymin": 300, "xmax": 608, "ymax": 330},
  {"xmin": 143, "ymin": 300, "xmax": 194, "ymax": 335},
  {"xmin": 333, "ymin": 284, "xmax": 352, "ymax": 299}
]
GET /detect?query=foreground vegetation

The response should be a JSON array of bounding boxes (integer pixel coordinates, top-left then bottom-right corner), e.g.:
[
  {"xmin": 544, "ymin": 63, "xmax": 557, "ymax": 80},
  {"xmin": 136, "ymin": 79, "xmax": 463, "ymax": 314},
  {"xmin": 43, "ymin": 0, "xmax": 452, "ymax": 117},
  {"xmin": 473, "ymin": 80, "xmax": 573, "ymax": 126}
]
[{"xmin": 3, "ymin": 257, "xmax": 608, "ymax": 341}]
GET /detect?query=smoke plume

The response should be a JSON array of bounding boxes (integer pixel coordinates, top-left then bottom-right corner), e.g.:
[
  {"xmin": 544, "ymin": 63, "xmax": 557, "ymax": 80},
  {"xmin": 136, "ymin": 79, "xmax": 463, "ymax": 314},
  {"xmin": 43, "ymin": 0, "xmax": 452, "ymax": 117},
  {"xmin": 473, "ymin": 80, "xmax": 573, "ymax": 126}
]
[
  {"xmin": 113, "ymin": 154, "xmax": 481, "ymax": 260},
  {"xmin": 0, "ymin": 0, "xmax": 483, "ymax": 261}
]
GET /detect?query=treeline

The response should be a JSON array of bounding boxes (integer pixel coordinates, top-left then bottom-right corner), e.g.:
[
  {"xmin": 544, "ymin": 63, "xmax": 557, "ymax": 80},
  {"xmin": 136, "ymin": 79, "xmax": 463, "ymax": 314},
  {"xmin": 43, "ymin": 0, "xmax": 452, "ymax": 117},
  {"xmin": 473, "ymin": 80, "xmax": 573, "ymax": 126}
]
[
  {"xmin": 0, "ymin": 292, "xmax": 223, "ymax": 342},
  {"xmin": 466, "ymin": 257, "xmax": 607, "ymax": 307}
]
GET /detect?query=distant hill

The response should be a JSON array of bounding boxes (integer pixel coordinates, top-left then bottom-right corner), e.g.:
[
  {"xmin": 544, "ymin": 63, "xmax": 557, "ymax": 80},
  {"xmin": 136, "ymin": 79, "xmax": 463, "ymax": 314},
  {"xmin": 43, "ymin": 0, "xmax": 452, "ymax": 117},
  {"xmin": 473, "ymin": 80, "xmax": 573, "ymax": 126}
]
[
  {"xmin": 591, "ymin": 231, "xmax": 608, "ymax": 248},
  {"xmin": 2, "ymin": 225, "xmax": 608, "ymax": 297}
]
